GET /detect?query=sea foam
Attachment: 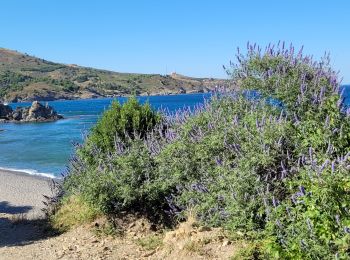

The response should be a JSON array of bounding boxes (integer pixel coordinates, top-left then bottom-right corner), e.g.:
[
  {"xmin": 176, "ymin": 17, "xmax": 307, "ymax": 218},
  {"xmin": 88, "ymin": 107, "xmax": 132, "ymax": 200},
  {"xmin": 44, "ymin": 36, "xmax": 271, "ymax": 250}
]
[{"xmin": 0, "ymin": 166, "xmax": 58, "ymax": 179}]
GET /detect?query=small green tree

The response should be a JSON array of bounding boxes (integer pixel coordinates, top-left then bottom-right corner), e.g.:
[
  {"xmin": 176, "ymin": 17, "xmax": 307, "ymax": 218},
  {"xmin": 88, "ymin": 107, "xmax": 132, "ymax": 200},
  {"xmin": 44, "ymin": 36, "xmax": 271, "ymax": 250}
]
[
  {"xmin": 64, "ymin": 96, "xmax": 165, "ymax": 217},
  {"xmin": 78, "ymin": 96, "xmax": 161, "ymax": 163}
]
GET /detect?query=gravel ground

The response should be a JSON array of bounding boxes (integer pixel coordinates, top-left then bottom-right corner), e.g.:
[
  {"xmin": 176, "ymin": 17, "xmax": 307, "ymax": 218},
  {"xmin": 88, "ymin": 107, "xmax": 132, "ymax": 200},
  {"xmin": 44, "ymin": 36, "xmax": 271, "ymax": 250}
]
[{"xmin": 0, "ymin": 170, "xmax": 237, "ymax": 259}]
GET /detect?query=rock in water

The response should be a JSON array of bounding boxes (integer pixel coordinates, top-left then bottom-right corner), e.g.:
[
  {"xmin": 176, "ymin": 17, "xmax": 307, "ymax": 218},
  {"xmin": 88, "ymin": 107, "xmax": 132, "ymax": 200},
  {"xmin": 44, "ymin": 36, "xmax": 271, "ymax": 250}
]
[
  {"xmin": 0, "ymin": 101, "xmax": 63, "ymax": 122},
  {"xmin": 26, "ymin": 101, "xmax": 63, "ymax": 121}
]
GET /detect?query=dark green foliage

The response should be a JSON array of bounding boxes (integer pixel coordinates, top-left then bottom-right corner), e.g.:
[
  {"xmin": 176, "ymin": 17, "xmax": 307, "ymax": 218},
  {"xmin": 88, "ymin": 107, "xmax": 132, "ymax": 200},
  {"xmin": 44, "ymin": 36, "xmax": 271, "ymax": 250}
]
[
  {"xmin": 21, "ymin": 64, "xmax": 65, "ymax": 72},
  {"xmin": 84, "ymin": 96, "xmax": 161, "ymax": 153},
  {"xmin": 59, "ymin": 79, "xmax": 80, "ymax": 93},
  {"xmin": 74, "ymin": 75, "xmax": 89, "ymax": 83},
  {"xmin": 0, "ymin": 70, "xmax": 79, "ymax": 98},
  {"xmin": 32, "ymin": 77, "xmax": 79, "ymax": 92},
  {"xmin": 0, "ymin": 70, "xmax": 31, "ymax": 85},
  {"xmin": 0, "ymin": 71, "xmax": 31, "ymax": 96}
]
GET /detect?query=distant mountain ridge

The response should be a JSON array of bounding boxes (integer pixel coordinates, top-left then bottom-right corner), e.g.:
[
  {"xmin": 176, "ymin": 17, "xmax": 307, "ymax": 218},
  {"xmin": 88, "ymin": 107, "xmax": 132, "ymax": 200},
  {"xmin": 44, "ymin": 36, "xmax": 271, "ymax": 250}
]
[{"xmin": 0, "ymin": 48, "xmax": 228, "ymax": 102}]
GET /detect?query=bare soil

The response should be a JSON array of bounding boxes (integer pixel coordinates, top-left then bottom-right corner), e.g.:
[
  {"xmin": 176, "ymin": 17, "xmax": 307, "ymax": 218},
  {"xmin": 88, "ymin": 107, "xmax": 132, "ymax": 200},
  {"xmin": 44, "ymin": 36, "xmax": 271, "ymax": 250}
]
[
  {"xmin": 0, "ymin": 170, "xmax": 240, "ymax": 259},
  {"xmin": 0, "ymin": 215, "xmax": 240, "ymax": 260}
]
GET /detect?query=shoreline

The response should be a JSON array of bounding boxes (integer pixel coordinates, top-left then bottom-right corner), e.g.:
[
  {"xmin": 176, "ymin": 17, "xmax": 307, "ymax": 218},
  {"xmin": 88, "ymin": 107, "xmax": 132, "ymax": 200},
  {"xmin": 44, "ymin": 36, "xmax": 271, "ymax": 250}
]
[
  {"xmin": 0, "ymin": 166, "xmax": 58, "ymax": 179},
  {"xmin": 5, "ymin": 91, "xmax": 212, "ymax": 104},
  {"xmin": 0, "ymin": 168, "xmax": 55, "ymax": 219},
  {"xmin": 0, "ymin": 167, "xmax": 58, "ymax": 181},
  {"xmin": 3, "ymin": 85, "xmax": 349, "ymax": 104}
]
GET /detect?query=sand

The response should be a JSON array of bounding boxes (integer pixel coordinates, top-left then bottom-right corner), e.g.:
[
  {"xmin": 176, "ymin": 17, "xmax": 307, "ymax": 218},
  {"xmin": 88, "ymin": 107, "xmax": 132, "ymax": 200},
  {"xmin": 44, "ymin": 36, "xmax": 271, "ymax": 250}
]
[
  {"xmin": 0, "ymin": 169, "xmax": 53, "ymax": 219},
  {"xmin": 0, "ymin": 169, "xmax": 56, "ymax": 248}
]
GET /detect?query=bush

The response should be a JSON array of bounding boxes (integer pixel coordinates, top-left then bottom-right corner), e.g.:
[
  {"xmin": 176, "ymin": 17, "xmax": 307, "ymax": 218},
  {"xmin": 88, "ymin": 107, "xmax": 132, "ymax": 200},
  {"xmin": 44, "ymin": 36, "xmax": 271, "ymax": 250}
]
[
  {"xmin": 83, "ymin": 96, "xmax": 161, "ymax": 154},
  {"xmin": 154, "ymin": 96, "xmax": 293, "ymax": 232},
  {"xmin": 223, "ymin": 42, "xmax": 350, "ymax": 258},
  {"xmin": 264, "ymin": 160, "xmax": 350, "ymax": 259},
  {"xmin": 64, "ymin": 96, "xmax": 165, "ymax": 219},
  {"xmin": 60, "ymin": 43, "xmax": 350, "ymax": 258}
]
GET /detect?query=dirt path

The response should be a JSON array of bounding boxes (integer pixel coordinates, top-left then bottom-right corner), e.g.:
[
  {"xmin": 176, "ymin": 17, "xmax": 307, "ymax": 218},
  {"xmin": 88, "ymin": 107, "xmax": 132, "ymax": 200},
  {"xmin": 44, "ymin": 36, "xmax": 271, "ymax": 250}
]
[
  {"xmin": 0, "ymin": 170, "xmax": 238, "ymax": 259},
  {"xmin": 0, "ymin": 220, "xmax": 238, "ymax": 260},
  {"xmin": 0, "ymin": 225, "xmax": 141, "ymax": 260}
]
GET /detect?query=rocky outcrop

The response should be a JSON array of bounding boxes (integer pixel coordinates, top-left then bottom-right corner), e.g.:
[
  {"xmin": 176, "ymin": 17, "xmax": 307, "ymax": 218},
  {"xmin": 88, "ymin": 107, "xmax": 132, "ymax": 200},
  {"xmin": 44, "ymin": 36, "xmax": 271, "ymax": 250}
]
[
  {"xmin": 0, "ymin": 101, "xmax": 63, "ymax": 122},
  {"xmin": 0, "ymin": 103, "xmax": 13, "ymax": 118}
]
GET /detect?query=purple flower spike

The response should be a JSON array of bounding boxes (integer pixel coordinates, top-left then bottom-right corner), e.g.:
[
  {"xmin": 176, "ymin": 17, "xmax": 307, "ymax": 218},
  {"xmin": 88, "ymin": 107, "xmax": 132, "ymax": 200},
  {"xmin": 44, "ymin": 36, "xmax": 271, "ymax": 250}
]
[
  {"xmin": 293, "ymin": 112, "xmax": 300, "ymax": 124},
  {"xmin": 306, "ymin": 218, "xmax": 313, "ymax": 232},
  {"xmin": 300, "ymin": 239, "xmax": 307, "ymax": 249},
  {"xmin": 297, "ymin": 157, "xmax": 301, "ymax": 168},
  {"xmin": 308, "ymin": 147, "xmax": 313, "ymax": 160},
  {"xmin": 344, "ymin": 227, "xmax": 350, "ymax": 234},
  {"xmin": 215, "ymin": 157, "xmax": 223, "ymax": 166},
  {"xmin": 319, "ymin": 159, "xmax": 329, "ymax": 173},
  {"xmin": 326, "ymin": 140, "xmax": 332, "ymax": 154},
  {"xmin": 335, "ymin": 215, "xmax": 341, "ymax": 226},
  {"xmin": 267, "ymin": 69, "xmax": 273, "ymax": 77},
  {"xmin": 331, "ymin": 161, "xmax": 335, "ymax": 174},
  {"xmin": 272, "ymin": 196, "xmax": 278, "ymax": 208},
  {"xmin": 324, "ymin": 115, "xmax": 330, "ymax": 128},
  {"xmin": 286, "ymin": 206, "xmax": 291, "ymax": 217},
  {"xmin": 217, "ymin": 195, "xmax": 225, "ymax": 202},
  {"xmin": 191, "ymin": 183, "xmax": 209, "ymax": 193},
  {"xmin": 276, "ymin": 219, "xmax": 282, "ymax": 229}
]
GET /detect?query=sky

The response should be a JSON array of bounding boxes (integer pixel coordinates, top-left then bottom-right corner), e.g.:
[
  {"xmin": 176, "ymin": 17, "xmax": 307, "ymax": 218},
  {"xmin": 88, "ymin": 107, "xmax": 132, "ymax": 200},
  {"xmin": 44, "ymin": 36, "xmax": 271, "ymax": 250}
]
[{"xmin": 1, "ymin": 0, "xmax": 350, "ymax": 83}]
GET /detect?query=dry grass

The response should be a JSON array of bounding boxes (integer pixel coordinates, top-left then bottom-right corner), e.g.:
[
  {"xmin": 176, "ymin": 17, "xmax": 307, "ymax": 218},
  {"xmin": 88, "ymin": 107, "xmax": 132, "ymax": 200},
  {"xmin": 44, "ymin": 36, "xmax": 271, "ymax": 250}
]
[
  {"xmin": 50, "ymin": 195, "xmax": 99, "ymax": 232},
  {"xmin": 47, "ymin": 202, "xmax": 242, "ymax": 258},
  {"xmin": 156, "ymin": 211, "xmax": 240, "ymax": 259},
  {"xmin": 136, "ymin": 234, "xmax": 164, "ymax": 251}
]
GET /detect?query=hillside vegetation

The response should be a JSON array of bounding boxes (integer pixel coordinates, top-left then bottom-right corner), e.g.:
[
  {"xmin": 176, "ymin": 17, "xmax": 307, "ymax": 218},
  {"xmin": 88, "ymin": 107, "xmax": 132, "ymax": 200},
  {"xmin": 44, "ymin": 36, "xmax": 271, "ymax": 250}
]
[
  {"xmin": 0, "ymin": 48, "xmax": 226, "ymax": 102},
  {"xmin": 53, "ymin": 43, "xmax": 350, "ymax": 259}
]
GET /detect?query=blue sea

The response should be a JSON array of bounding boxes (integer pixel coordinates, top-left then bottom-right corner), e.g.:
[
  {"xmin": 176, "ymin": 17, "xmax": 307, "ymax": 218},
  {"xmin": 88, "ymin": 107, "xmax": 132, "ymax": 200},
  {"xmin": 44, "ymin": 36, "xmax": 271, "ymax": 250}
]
[
  {"xmin": 0, "ymin": 94, "xmax": 211, "ymax": 178},
  {"xmin": 0, "ymin": 88, "xmax": 349, "ymax": 178}
]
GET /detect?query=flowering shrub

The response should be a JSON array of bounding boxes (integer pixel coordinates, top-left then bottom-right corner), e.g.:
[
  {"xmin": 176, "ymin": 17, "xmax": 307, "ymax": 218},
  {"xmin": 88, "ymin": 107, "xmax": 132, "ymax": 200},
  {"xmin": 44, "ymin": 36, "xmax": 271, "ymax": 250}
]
[
  {"xmin": 61, "ymin": 43, "xmax": 350, "ymax": 258},
  {"xmin": 154, "ymin": 96, "xmax": 293, "ymax": 232},
  {"xmin": 264, "ymin": 158, "xmax": 350, "ymax": 259}
]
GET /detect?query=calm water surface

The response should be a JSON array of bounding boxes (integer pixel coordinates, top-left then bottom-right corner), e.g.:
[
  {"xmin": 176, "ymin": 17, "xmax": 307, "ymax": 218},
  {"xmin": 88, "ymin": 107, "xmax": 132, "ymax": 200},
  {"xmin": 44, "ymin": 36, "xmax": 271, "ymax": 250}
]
[
  {"xmin": 0, "ymin": 94, "xmax": 210, "ymax": 177},
  {"xmin": 1, "ymin": 87, "xmax": 349, "ymax": 178}
]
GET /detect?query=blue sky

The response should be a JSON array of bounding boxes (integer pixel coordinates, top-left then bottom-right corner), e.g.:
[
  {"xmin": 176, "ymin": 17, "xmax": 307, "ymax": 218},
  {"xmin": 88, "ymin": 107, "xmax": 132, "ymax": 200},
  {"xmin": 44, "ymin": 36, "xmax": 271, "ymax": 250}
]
[{"xmin": 1, "ymin": 0, "xmax": 349, "ymax": 83}]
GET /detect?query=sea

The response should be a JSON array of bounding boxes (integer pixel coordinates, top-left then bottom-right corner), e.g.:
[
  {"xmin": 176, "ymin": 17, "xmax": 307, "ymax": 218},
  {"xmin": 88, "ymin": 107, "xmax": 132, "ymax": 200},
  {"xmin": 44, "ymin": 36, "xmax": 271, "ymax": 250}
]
[
  {"xmin": 0, "ymin": 93, "xmax": 211, "ymax": 178},
  {"xmin": 0, "ymin": 88, "xmax": 349, "ymax": 179}
]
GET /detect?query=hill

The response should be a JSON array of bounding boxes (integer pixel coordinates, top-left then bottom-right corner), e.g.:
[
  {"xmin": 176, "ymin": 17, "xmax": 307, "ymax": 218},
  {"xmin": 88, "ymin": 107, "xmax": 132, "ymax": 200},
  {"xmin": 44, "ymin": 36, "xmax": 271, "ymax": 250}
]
[{"xmin": 0, "ymin": 48, "xmax": 227, "ymax": 102}]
